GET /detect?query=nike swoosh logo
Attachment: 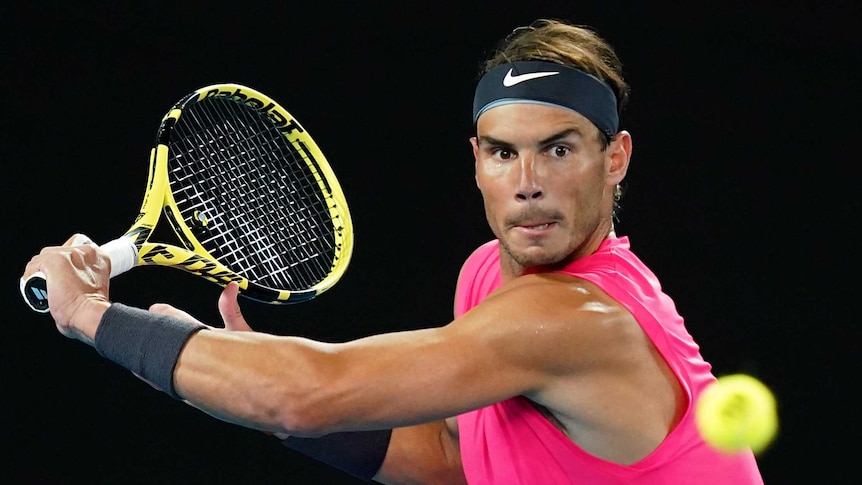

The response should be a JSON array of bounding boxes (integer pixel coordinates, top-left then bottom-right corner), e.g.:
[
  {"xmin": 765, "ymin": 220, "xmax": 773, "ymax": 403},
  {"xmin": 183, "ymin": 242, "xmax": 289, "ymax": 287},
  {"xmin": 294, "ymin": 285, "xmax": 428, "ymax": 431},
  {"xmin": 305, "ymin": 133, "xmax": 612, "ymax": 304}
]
[{"xmin": 502, "ymin": 68, "xmax": 560, "ymax": 87}]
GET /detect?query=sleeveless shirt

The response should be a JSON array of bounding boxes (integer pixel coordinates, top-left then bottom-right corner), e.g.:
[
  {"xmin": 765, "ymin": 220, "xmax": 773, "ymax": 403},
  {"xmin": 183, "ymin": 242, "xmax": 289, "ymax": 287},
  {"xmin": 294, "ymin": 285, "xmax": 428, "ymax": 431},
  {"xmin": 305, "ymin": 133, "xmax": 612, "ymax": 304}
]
[{"xmin": 455, "ymin": 237, "xmax": 764, "ymax": 484}]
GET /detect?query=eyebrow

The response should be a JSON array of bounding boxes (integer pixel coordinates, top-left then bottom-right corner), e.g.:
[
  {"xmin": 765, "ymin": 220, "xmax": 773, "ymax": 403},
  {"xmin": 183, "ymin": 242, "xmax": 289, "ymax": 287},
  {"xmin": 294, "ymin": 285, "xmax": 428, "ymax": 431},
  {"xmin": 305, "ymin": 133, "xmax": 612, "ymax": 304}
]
[{"xmin": 478, "ymin": 128, "xmax": 583, "ymax": 148}]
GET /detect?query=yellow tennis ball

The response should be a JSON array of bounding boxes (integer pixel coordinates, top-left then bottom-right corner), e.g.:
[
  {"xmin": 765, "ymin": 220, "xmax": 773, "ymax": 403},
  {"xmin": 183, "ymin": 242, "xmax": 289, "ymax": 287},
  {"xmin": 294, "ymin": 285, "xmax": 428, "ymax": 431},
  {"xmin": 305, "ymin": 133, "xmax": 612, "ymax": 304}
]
[{"xmin": 695, "ymin": 373, "xmax": 778, "ymax": 454}]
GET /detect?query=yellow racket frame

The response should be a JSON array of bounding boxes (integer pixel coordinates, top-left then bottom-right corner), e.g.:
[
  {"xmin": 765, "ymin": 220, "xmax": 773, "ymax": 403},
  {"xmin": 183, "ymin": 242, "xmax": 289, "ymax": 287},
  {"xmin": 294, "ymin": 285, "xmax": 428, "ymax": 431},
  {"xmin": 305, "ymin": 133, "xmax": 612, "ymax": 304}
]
[{"xmin": 125, "ymin": 84, "xmax": 354, "ymax": 304}]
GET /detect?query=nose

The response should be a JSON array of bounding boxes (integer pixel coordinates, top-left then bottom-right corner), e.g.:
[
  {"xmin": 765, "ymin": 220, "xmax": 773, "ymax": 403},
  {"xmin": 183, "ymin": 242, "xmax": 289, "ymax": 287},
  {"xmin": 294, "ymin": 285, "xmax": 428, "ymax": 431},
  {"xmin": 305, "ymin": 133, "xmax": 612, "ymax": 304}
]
[{"xmin": 515, "ymin": 153, "xmax": 543, "ymax": 201}]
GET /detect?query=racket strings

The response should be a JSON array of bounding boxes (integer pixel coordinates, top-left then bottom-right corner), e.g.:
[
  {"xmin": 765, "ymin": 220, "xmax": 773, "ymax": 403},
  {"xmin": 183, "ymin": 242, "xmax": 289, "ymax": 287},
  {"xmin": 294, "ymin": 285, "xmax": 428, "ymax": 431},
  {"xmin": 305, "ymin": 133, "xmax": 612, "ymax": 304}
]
[{"xmin": 167, "ymin": 96, "xmax": 337, "ymax": 291}]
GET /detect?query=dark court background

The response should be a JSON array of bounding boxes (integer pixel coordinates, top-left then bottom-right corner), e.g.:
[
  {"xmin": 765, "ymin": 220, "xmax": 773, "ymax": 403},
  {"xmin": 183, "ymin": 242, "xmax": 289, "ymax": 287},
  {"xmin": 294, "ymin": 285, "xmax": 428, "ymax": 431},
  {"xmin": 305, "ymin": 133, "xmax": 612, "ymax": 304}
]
[{"xmin": 1, "ymin": 1, "xmax": 857, "ymax": 483}]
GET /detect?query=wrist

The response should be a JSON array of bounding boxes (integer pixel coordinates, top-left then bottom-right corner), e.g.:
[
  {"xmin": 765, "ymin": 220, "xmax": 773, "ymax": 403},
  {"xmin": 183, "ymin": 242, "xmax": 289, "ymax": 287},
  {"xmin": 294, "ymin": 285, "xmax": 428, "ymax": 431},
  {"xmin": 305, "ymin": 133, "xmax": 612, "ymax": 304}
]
[
  {"xmin": 94, "ymin": 303, "xmax": 207, "ymax": 398},
  {"xmin": 71, "ymin": 298, "xmax": 112, "ymax": 346}
]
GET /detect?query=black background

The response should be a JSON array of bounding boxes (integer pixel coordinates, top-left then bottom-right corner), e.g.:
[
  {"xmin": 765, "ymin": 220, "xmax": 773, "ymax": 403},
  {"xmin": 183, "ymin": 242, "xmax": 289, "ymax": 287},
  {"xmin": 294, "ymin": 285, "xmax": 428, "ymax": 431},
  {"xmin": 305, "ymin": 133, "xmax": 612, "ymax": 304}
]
[{"xmin": 2, "ymin": 1, "xmax": 857, "ymax": 483}]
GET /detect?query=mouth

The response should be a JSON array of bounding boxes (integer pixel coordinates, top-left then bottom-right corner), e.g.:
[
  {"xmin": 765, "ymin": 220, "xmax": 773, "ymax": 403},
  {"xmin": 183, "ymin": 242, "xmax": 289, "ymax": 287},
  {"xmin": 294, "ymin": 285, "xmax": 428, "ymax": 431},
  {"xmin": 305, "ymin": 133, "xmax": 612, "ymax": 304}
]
[
  {"xmin": 520, "ymin": 222, "xmax": 553, "ymax": 230},
  {"xmin": 512, "ymin": 220, "xmax": 558, "ymax": 234},
  {"xmin": 507, "ymin": 209, "xmax": 562, "ymax": 236}
]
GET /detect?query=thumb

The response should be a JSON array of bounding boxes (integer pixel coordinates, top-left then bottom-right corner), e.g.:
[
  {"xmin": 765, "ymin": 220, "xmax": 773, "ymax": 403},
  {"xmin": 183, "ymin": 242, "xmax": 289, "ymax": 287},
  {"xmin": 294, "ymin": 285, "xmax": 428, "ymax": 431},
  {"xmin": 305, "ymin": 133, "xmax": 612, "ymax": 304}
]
[{"xmin": 219, "ymin": 282, "xmax": 252, "ymax": 331}]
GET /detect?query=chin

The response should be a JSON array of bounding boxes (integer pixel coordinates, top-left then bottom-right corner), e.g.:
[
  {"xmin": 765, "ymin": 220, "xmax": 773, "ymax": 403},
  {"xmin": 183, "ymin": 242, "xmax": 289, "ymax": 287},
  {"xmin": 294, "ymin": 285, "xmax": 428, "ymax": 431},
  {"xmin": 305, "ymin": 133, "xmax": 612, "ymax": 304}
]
[
  {"xmin": 518, "ymin": 253, "xmax": 567, "ymax": 269},
  {"xmin": 505, "ymin": 243, "xmax": 569, "ymax": 269}
]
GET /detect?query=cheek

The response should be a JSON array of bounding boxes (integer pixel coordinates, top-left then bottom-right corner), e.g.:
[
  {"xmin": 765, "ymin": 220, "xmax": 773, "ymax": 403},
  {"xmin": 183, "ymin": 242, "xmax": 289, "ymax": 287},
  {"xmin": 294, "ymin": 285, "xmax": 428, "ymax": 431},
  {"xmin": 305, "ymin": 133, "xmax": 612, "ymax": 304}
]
[
  {"xmin": 477, "ymin": 184, "xmax": 495, "ymax": 214},
  {"xmin": 476, "ymin": 159, "xmax": 513, "ymax": 189},
  {"xmin": 476, "ymin": 179, "xmax": 504, "ymax": 221},
  {"xmin": 476, "ymin": 174, "xmax": 505, "ymax": 207},
  {"xmin": 475, "ymin": 171, "xmax": 491, "ymax": 197}
]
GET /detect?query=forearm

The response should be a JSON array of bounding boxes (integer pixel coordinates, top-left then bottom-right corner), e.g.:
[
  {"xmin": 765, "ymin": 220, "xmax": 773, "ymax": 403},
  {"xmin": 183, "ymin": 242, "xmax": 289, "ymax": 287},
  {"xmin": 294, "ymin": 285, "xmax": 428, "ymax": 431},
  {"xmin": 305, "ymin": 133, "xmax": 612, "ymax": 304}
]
[
  {"xmin": 175, "ymin": 333, "xmax": 466, "ymax": 483},
  {"xmin": 173, "ymin": 328, "xmax": 337, "ymax": 434},
  {"xmin": 88, "ymin": 302, "xmax": 336, "ymax": 433},
  {"xmin": 89, "ymin": 305, "xmax": 452, "ymax": 436}
]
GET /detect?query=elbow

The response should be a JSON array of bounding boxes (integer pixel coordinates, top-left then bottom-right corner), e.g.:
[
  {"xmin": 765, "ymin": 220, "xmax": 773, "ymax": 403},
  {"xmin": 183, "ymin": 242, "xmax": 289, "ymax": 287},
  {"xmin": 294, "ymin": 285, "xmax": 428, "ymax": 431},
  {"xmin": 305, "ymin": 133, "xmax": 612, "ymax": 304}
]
[
  {"xmin": 269, "ymin": 350, "xmax": 349, "ymax": 437},
  {"xmin": 275, "ymin": 396, "xmax": 334, "ymax": 437}
]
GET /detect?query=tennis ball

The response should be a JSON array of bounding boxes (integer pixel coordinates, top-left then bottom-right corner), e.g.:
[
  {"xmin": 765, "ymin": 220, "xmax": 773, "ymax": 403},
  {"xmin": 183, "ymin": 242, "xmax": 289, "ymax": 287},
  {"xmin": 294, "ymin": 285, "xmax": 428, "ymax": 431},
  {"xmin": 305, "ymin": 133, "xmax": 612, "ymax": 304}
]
[{"xmin": 695, "ymin": 373, "xmax": 778, "ymax": 454}]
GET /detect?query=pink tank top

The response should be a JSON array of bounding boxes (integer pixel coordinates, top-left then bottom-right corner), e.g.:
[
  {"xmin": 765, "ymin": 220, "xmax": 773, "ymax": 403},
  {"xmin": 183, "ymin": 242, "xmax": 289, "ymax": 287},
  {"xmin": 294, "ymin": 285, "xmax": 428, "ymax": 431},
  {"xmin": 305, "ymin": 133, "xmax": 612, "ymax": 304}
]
[{"xmin": 455, "ymin": 237, "xmax": 764, "ymax": 484}]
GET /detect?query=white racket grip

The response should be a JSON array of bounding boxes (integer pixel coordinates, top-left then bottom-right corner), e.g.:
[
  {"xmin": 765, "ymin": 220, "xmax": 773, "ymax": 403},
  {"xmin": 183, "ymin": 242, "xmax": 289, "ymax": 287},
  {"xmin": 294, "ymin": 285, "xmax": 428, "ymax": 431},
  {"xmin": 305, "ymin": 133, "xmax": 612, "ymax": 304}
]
[{"xmin": 101, "ymin": 236, "xmax": 138, "ymax": 277}]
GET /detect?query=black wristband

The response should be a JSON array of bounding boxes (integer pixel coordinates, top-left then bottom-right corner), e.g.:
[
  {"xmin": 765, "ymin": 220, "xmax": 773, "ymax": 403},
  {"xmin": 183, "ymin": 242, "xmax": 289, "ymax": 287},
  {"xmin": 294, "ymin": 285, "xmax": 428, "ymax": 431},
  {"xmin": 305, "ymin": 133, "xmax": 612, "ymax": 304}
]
[
  {"xmin": 284, "ymin": 430, "xmax": 392, "ymax": 481},
  {"xmin": 94, "ymin": 303, "xmax": 206, "ymax": 399}
]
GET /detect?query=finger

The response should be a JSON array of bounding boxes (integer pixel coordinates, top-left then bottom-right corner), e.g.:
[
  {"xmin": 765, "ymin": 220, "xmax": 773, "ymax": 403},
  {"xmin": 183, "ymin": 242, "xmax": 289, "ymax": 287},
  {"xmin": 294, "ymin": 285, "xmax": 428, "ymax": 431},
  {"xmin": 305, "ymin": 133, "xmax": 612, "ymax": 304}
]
[
  {"xmin": 219, "ymin": 282, "xmax": 252, "ymax": 332},
  {"xmin": 64, "ymin": 233, "xmax": 95, "ymax": 247},
  {"xmin": 22, "ymin": 234, "xmax": 95, "ymax": 280},
  {"xmin": 23, "ymin": 254, "xmax": 43, "ymax": 279}
]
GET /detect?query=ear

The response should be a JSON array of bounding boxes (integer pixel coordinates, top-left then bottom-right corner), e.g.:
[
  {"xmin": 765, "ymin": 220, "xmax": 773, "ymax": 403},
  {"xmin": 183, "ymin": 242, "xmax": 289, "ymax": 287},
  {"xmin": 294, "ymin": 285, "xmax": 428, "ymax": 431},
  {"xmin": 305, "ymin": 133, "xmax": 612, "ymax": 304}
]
[
  {"xmin": 470, "ymin": 136, "xmax": 480, "ymax": 160},
  {"xmin": 607, "ymin": 130, "xmax": 632, "ymax": 186}
]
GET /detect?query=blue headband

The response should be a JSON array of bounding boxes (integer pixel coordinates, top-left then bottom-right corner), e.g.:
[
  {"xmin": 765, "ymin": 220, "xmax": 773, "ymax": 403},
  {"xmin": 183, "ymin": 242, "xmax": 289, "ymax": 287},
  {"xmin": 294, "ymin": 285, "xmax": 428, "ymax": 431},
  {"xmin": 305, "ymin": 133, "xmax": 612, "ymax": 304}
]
[{"xmin": 472, "ymin": 61, "xmax": 619, "ymax": 138}]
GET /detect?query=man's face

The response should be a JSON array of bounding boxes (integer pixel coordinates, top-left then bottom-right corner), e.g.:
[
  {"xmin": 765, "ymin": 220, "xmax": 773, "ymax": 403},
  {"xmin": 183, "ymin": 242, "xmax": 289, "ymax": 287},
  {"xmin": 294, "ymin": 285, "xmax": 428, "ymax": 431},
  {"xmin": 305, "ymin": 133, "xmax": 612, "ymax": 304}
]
[{"xmin": 471, "ymin": 103, "xmax": 627, "ymax": 276}]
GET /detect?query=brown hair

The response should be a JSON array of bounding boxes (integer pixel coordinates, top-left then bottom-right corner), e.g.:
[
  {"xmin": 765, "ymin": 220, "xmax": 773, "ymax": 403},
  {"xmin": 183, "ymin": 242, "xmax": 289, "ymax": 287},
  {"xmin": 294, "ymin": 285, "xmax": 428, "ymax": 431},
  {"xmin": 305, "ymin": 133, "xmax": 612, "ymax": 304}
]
[{"xmin": 482, "ymin": 19, "xmax": 630, "ymax": 122}]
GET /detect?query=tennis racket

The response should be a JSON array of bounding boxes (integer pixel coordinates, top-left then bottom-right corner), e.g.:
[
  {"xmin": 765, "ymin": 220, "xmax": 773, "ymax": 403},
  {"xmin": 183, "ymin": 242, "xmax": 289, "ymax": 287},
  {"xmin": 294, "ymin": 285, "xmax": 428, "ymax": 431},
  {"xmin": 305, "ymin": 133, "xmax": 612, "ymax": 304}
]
[{"xmin": 21, "ymin": 83, "xmax": 353, "ymax": 313}]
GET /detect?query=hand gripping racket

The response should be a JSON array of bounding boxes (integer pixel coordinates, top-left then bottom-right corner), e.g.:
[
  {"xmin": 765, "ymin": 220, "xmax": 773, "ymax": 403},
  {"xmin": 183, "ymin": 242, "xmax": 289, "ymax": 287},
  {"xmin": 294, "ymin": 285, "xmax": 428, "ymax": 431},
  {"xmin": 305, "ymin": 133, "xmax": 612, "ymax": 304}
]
[{"xmin": 21, "ymin": 83, "xmax": 353, "ymax": 313}]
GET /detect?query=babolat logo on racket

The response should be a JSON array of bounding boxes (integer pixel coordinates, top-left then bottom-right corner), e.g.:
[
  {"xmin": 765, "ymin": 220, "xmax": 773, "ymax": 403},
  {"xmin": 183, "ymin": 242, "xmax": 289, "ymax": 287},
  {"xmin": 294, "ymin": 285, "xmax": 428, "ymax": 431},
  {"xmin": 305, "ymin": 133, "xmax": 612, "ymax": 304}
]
[
  {"xmin": 202, "ymin": 88, "xmax": 304, "ymax": 136},
  {"xmin": 140, "ymin": 244, "xmax": 245, "ymax": 285}
]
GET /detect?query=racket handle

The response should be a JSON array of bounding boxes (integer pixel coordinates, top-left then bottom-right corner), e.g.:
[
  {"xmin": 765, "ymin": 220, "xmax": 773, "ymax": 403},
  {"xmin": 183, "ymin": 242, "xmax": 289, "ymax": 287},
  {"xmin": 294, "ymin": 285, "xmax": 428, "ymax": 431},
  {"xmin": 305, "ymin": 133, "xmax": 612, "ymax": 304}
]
[{"xmin": 20, "ymin": 235, "xmax": 138, "ymax": 313}]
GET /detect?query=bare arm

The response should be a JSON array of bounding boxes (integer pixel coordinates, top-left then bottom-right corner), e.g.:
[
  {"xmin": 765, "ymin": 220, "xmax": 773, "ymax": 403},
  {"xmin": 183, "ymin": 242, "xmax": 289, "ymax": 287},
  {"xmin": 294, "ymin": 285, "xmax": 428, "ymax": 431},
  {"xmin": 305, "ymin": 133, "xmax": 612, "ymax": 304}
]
[
  {"xmin": 24, "ymin": 239, "xmax": 649, "ymax": 480},
  {"xmin": 24, "ymin": 238, "xmax": 570, "ymax": 436},
  {"xmin": 172, "ymin": 318, "xmax": 535, "ymax": 435},
  {"xmin": 170, "ymin": 274, "xmax": 594, "ymax": 436}
]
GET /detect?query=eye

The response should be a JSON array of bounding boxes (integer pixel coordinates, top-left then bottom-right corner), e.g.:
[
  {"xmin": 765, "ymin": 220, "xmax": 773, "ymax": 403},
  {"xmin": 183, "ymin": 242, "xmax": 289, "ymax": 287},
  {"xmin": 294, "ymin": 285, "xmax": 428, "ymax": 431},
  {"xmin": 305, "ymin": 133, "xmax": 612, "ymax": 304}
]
[
  {"xmin": 549, "ymin": 145, "xmax": 571, "ymax": 158},
  {"xmin": 492, "ymin": 148, "xmax": 515, "ymax": 160}
]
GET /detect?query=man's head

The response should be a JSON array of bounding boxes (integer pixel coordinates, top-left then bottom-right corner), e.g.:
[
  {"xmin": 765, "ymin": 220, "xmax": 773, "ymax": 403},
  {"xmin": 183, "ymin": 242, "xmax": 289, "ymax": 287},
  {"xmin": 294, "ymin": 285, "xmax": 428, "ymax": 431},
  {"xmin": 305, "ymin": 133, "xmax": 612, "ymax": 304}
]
[{"xmin": 470, "ymin": 19, "xmax": 632, "ymax": 278}]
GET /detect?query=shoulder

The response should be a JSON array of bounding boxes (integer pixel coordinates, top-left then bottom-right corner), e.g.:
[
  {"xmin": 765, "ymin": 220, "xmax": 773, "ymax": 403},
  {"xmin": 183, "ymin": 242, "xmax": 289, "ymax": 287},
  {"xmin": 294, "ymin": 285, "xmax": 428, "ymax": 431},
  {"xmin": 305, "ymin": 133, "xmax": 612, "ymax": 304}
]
[
  {"xmin": 490, "ymin": 272, "xmax": 625, "ymax": 317},
  {"xmin": 451, "ymin": 272, "xmax": 643, "ymax": 373}
]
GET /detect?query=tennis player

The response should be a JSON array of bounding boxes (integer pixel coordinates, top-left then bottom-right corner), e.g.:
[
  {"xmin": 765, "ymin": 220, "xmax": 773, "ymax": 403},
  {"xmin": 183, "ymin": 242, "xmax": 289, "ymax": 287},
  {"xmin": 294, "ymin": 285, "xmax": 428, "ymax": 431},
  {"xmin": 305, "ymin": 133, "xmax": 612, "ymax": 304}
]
[{"xmin": 23, "ymin": 18, "xmax": 765, "ymax": 484}]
